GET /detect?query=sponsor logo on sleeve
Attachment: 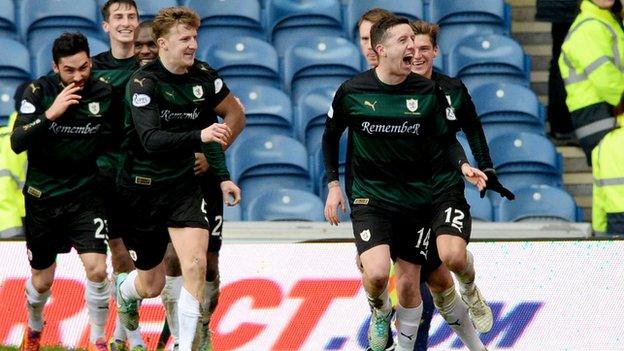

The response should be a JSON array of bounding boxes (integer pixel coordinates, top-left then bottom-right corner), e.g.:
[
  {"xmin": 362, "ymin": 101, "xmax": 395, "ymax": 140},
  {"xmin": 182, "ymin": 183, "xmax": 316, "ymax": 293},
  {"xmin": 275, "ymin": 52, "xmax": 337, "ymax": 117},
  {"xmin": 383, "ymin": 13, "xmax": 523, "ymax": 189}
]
[
  {"xmin": 214, "ymin": 78, "xmax": 223, "ymax": 94},
  {"xmin": 132, "ymin": 93, "xmax": 151, "ymax": 107},
  {"xmin": 20, "ymin": 100, "xmax": 36, "ymax": 114},
  {"xmin": 327, "ymin": 106, "xmax": 334, "ymax": 118}
]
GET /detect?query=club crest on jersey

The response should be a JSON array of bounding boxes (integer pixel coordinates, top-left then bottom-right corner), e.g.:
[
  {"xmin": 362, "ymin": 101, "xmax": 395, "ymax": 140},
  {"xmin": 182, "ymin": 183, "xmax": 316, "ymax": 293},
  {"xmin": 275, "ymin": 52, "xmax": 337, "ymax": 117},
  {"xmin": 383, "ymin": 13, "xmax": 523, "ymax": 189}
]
[
  {"xmin": 214, "ymin": 78, "xmax": 223, "ymax": 94},
  {"xmin": 446, "ymin": 107, "xmax": 457, "ymax": 121},
  {"xmin": 88, "ymin": 102, "xmax": 100, "ymax": 115},
  {"xmin": 406, "ymin": 98, "xmax": 418, "ymax": 112},
  {"xmin": 193, "ymin": 85, "xmax": 204, "ymax": 98},
  {"xmin": 360, "ymin": 229, "xmax": 371, "ymax": 242}
]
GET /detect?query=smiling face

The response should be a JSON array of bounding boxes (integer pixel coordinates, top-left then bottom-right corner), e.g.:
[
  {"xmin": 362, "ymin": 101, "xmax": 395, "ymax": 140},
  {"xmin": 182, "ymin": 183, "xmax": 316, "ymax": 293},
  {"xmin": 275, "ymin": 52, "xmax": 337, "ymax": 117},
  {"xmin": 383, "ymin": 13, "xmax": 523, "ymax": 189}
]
[
  {"xmin": 375, "ymin": 23, "xmax": 416, "ymax": 77},
  {"xmin": 158, "ymin": 24, "xmax": 198, "ymax": 70},
  {"xmin": 103, "ymin": 2, "xmax": 139, "ymax": 45},
  {"xmin": 411, "ymin": 34, "xmax": 438, "ymax": 79},
  {"xmin": 134, "ymin": 25, "xmax": 158, "ymax": 66},
  {"xmin": 53, "ymin": 51, "xmax": 91, "ymax": 88}
]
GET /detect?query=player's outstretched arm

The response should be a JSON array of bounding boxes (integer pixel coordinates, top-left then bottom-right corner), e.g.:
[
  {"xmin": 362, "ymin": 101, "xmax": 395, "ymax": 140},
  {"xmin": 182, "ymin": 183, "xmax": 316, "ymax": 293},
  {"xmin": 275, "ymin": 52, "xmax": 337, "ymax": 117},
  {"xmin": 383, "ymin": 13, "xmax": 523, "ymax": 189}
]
[
  {"xmin": 461, "ymin": 163, "xmax": 488, "ymax": 192},
  {"xmin": 220, "ymin": 180, "xmax": 241, "ymax": 206},
  {"xmin": 324, "ymin": 181, "xmax": 346, "ymax": 226}
]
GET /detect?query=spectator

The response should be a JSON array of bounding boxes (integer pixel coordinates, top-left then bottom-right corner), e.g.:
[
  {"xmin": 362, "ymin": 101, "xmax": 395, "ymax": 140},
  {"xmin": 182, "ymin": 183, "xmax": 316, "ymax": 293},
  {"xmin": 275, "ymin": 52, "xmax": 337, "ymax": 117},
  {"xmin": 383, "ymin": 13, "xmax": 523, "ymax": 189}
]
[
  {"xmin": 559, "ymin": 0, "xmax": 624, "ymax": 164},
  {"xmin": 535, "ymin": 0, "xmax": 578, "ymax": 144},
  {"xmin": 0, "ymin": 81, "xmax": 28, "ymax": 238}
]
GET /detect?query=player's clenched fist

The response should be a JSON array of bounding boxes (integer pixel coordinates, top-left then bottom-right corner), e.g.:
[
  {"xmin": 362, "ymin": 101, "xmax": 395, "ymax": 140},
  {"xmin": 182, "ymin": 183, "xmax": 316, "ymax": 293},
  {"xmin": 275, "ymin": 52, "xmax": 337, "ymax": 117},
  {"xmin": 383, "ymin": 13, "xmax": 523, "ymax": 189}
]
[
  {"xmin": 45, "ymin": 82, "xmax": 82, "ymax": 121},
  {"xmin": 200, "ymin": 122, "xmax": 232, "ymax": 146}
]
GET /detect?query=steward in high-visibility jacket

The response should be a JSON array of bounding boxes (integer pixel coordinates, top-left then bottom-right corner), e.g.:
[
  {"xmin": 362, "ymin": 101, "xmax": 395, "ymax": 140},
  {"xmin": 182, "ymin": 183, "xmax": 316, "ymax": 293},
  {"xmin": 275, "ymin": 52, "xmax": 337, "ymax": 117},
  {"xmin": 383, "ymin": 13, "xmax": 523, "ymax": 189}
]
[
  {"xmin": 0, "ymin": 112, "xmax": 27, "ymax": 238},
  {"xmin": 592, "ymin": 115, "xmax": 624, "ymax": 235},
  {"xmin": 559, "ymin": 0, "xmax": 624, "ymax": 164}
]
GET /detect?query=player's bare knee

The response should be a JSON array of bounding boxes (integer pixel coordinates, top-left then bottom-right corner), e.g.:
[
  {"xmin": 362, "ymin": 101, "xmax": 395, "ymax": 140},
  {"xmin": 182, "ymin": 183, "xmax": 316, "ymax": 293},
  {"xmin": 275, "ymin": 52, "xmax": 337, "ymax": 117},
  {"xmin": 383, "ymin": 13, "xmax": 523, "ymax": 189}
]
[
  {"xmin": 183, "ymin": 254, "xmax": 207, "ymax": 280},
  {"xmin": 85, "ymin": 264, "xmax": 108, "ymax": 282},
  {"xmin": 31, "ymin": 274, "xmax": 53, "ymax": 292},
  {"xmin": 439, "ymin": 249, "xmax": 467, "ymax": 273},
  {"xmin": 365, "ymin": 270, "xmax": 390, "ymax": 291}
]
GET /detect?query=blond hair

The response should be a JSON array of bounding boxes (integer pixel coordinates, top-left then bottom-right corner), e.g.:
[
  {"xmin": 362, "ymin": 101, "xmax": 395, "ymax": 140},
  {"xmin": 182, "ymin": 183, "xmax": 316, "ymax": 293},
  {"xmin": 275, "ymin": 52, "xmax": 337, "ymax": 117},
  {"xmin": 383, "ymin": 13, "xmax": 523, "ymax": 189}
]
[
  {"xmin": 152, "ymin": 6, "xmax": 200, "ymax": 40},
  {"xmin": 410, "ymin": 20, "xmax": 440, "ymax": 48},
  {"xmin": 357, "ymin": 7, "xmax": 393, "ymax": 27}
]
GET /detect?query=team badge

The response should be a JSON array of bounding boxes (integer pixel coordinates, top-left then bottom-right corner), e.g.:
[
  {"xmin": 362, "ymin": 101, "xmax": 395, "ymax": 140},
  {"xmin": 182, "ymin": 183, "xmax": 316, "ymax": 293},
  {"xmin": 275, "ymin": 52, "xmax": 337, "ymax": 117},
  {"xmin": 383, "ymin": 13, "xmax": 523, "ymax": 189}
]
[
  {"xmin": 88, "ymin": 102, "xmax": 100, "ymax": 115},
  {"xmin": 360, "ymin": 229, "xmax": 371, "ymax": 242},
  {"xmin": 406, "ymin": 98, "xmax": 418, "ymax": 112},
  {"xmin": 446, "ymin": 107, "xmax": 457, "ymax": 121},
  {"xmin": 193, "ymin": 85, "xmax": 204, "ymax": 98}
]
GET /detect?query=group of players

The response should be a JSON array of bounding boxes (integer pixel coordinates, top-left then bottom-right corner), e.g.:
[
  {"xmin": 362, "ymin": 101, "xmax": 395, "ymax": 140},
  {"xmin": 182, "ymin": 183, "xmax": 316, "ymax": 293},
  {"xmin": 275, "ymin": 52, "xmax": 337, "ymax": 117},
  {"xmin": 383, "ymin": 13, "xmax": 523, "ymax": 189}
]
[{"xmin": 9, "ymin": 1, "xmax": 515, "ymax": 351}]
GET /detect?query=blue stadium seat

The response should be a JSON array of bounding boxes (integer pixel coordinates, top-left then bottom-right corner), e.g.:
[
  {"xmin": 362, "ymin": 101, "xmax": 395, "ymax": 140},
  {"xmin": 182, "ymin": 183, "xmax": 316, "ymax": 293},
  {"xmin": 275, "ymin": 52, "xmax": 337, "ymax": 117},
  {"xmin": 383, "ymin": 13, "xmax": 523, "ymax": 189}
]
[
  {"xmin": 295, "ymin": 85, "xmax": 336, "ymax": 155},
  {"xmin": 32, "ymin": 36, "xmax": 108, "ymax": 78},
  {"xmin": 0, "ymin": 0, "xmax": 18, "ymax": 40},
  {"xmin": 267, "ymin": 0, "xmax": 344, "ymax": 57},
  {"xmin": 488, "ymin": 132, "xmax": 563, "ymax": 210},
  {"xmin": 447, "ymin": 33, "xmax": 530, "ymax": 92},
  {"xmin": 345, "ymin": 0, "xmax": 423, "ymax": 40},
  {"xmin": 186, "ymin": 0, "xmax": 264, "ymax": 48},
  {"xmin": 223, "ymin": 203, "xmax": 242, "ymax": 221},
  {"xmin": 498, "ymin": 185, "xmax": 579, "ymax": 222},
  {"xmin": 429, "ymin": 0, "xmax": 509, "ymax": 55},
  {"xmin": 472, "ymin": 83, "xmax": 544, "ymax": 141},
  {"xmin": 0, "ymin": 38, "xmax": 31, "ymax": 83},
  {"xmin": 283, "ymin": 36, "xmax": 361, "ymax": 103},
  {"xmin": 199, "ymin": 36, "xmax": 280, "ymax": 90},
  {"xmin": 134, "ymin": 0, "xmax": 178, "ymax": 22},
  {"xmin": 21, "ymin": 0, "xmax": 100, "ymax": 53},
  {"xmin": 0, "ymin": 82, "xmax": 22, "ymax": 125},
  {"xmin": 231, "ymin": 134, "xmax": 311, "ymax": 208},
  {"xmin": 464, "ymin": 187, "xmax": 493, "ymax": 222},
  {"xmin": 245, "ymin": 188, "xmax": 325, "ymax": 221},
  {"xmin": 234, "ymin": 84, "xmax": 294, "ymax": 139}
]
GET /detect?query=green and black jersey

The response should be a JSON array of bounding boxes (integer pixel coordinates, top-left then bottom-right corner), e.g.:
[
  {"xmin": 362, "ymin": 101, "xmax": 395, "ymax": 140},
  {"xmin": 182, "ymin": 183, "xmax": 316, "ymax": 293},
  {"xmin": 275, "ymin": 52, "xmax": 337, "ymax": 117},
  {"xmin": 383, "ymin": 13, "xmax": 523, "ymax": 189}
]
[
  {"xmin": 323, "ymin": 69, "xmax": 464, "ymax": 210},
  {"xmin": 92, "ymin": 50, "xmax": 140, "ymax": 179},
  {"xmin": 427, "ymin": 72, "xmax": 494, "ymax": 196},
  {"xmin": 433, "ymin": 72, "xmax": 492, "ymax": 170},
  {"xmin": 10, "ymin": 75, "xmax": 113, "ymax": 199},
  {"xmin": 121, "ymin": 59, "xmax": 230, "ymax": 187}
]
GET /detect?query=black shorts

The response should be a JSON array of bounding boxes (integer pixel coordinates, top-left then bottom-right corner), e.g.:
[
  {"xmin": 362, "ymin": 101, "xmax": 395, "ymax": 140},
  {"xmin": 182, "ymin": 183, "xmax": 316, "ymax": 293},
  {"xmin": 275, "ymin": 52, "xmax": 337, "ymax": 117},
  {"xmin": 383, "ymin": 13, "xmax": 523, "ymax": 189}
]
[
  {"xmin": 95, "ymin": 174, "xmax": 126, "ymax": 240},
  {"xmin": 431, "ymin": 190, "xmax": 472, "ymax": 242},
  {"xmin": 119, "ymin": 179, "xmax": 209, "ymax": 270},
  {"xmin": 350, "ymin": 202, "xmax": 433, "ymax": 266},
  {"xmin": 199, "ymin": 171, "xmax": 224, "ymax": 253},
  {"xmin": 24, "ymin": 189, "xmax": 108, "ymax": 270}
]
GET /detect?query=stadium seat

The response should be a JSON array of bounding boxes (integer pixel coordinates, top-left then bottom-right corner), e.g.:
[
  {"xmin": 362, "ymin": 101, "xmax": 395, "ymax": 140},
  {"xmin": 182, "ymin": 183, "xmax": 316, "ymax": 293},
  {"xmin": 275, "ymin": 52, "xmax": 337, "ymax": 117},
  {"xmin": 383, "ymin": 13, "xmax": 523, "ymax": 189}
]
[
  {"xmin": 488, "ymin": 132, "xmax": 563, "ymax": 210},
  {"xmin": 224, "ymin": 203, "xmax": 242, "ymax": 221},
  {"xmin": 429, "ymin": 0, "xmax": 509, "ymax": 55},
  {"xmin": 234, "ymin": 84, "xmax": 294, "ymax": 139},
  {"xmin": 0, "ymin": 82, "xmax": 22, "ymax": 125},
  {"xmin": 186, "ymin": 0, "xmax": 264, "ymax": 48},
  {"xmin": 498, "ymin": 185, "xmax": 580, "ymax": 222},
  {"xmin": 283, "ymin": 36, "xmax": 361, "ymax": 103},
  {"xmin": 134, "ymin": 0, "xmax": 178, "ymax": 22},
  {"xmin": 345, "ymin": 0, "xmax": 423, "ymax": 40},
  {"xmin": 267, "ymin": 0, "xmax": 344, "ymax": 57},
  {"xmin": 446, "ymin": 33, "xmax": 530, "ymax": 92},
  {"xmin": 0, "ymin": 0, "xmax": 18, "ymax": 40},
  {"xmin": 472, "ymin": 82, "xmax": 545, "ymax": 141},
  {"xmin": 231, "ymin": 134, "xmax": 311, "ymax": 209},
  {"xmin": 295, "ymin": 85, "xmax": 335, "ymax": 155},
  {"xmin": 32, "ymin": 36, "xmax": 108, "ymax": 78},
  {"xmin": 245, "ymin": 188, "xmax": 325, "ymax": 221},
  {"xmin": 0, "ymin": 38, "xmax": 31, "ymax": 83},
  {"xmin": 21, "ymin": 0, "xmax": 100, "ymax": 53},
  {"xmin": 199, "ymin": 36, "xmax": 280, "ymax": 90},
  {"xmin": 465, "ymin": 187, "xmax": 493, "ymax": 222}
]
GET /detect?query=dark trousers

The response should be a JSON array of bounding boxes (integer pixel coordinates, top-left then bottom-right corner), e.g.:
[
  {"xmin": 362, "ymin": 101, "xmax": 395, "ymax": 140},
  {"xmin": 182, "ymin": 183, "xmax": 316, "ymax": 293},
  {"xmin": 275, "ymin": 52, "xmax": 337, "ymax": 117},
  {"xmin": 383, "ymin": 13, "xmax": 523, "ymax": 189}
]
[{"xmin": 548, "ymin": 22, "xmax": 574, "ymax": 134}]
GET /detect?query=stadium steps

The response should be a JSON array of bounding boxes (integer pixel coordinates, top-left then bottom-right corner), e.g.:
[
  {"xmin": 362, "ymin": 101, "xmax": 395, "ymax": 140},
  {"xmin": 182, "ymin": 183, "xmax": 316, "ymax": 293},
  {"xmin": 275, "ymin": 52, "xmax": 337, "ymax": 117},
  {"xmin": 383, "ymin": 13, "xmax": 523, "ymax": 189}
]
[
  {"xmin": 509, "ymin": 0, "xmax": 593, "ymax": 223},
  {"xmin": 560, "ymin": 146, "xmax": 593, "ymax": 221}
]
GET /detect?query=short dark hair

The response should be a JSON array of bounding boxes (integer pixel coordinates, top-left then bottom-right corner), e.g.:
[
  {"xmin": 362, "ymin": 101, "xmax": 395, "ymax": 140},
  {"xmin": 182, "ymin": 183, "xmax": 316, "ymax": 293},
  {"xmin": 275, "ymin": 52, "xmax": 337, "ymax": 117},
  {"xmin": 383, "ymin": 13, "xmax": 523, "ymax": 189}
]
[
  {"xmin": 410, "ymin": 20, "xmax": 439, "ymax": 48},
  {"xmin": 52, "ymin": 32, "xmax": 90, "ymax": 64},
  {"xmin": 101, "ymin": 0, "xmax": 138, "ymax": 21},
  {"xmin": 357, "ymin": 8, "xmax": 393, "ymax": 28},
  {"xmin": 370, "ymin": 15, "xmax": 410, "ymax": 53},
  {"xmin": 138, "ymin": 20, "xmax": 153, "ymax": 31}
]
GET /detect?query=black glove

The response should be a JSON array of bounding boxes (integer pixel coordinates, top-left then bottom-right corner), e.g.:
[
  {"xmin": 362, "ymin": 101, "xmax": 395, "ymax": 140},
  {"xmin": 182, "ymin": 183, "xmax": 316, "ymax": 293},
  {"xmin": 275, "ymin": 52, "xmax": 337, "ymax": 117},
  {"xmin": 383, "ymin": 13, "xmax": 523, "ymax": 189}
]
[{"xmin": 480, "ymin": 168, "xmax": 515, "ymax": 200}]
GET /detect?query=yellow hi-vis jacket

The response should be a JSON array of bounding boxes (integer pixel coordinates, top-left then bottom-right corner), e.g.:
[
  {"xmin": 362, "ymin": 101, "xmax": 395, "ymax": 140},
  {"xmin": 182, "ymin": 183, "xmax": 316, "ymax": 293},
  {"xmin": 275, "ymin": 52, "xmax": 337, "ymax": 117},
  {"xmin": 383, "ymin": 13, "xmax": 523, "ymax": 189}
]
[
  {"xmin": 592, "ymin": 116, "xmax": 624, "ymax": 235},
  {"xmin": 0, "ymin": 112, "xmax": 26, "ymax": 238},
  {"xmin": 559, "ymin": 0, "xmax": 624, "ymax": 159}
]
